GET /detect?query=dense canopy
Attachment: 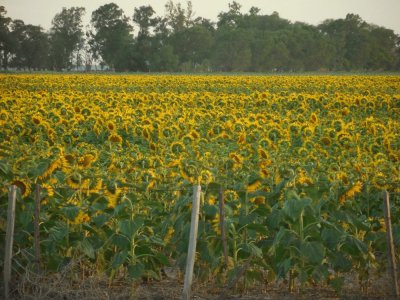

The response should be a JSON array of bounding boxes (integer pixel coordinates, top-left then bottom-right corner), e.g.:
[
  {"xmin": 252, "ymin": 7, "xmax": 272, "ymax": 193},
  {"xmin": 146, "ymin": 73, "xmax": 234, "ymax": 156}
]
[{"xmin": 0, "ymin": 1, "xmax": 399, "ymax": 72}]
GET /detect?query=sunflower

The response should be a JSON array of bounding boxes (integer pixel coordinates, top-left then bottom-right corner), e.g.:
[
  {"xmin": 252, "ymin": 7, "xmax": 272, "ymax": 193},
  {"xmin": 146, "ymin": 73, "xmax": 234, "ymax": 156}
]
[
  {"xmin": 104, "ymin": 186, "xmax": 122, "ymax": 209},
  {"xmin": 189, "ymin": 130, "xmax": 200, "ymax": 140},
  {"xmin": 229, "ymin": 152, "xmax": 243, "ymax": 165},
  {"xmin": 339, "ymin": 181, "xmax": 363, "ymax": 204},
  {"xmin": 200, "ymin": 170, "xmax": 213, "ymax": 185},
  {"xmin": 12, "ymin": 179, "xmax": 31, "ymax": 198},
  {"xmin": 246, "ymin": 179, "xmax": 262, "ymax": 193},
  {"xmin": 297, "ymin": 169, "xmax": 313, "ymax": 185},
  {"xmin": 182, "ymin": 134, "xmax": 193, "ymax": 145},
  {"xmin": 89, "ymin": 178, "xmax": 103, "ymax": 193},
  {"xmin": 39, "ymin": 158, "xmax": 62, "ymax": 180},
  {"xmin": 179, "ymin": 162, "xmax": 197, "ymax": 183},
  {"xmin": 309, "ymin": 112, "xmax": 319, "ymax": 124},
  {"xmin": 71, "ymin": 210, "xmax": 90, "ymax": 225},
  {"xmin": 66, "ymin": 175, "xmax": 81, "ymax": 189},
  {"xmin": 41, "ymin": 183, "xmax": 54, "ymax": 197},
  {"xmin": 79, "ymin": 153, "xmax": 97, "ymax": 168},
  {"xmin": 371, "ymin": 172, "xmax": 389, "ymax": 190},
  {"xmin": 150, "ymin": 142, "xmax": 157, "ymax": 152},
  {"xmin": 321, "ymin": 136, "xmax": 332, "ymax": 147},
  {"xmin": 208, "ymin": 195, "xmax": 217, "ymax": 205},
  {"xmin": 237, "ymin": 132, "xmax": 246, "ymax": 144},
  {"xmin": 107, "ymin": 121, "xmax": 116, "ymax": 132},
  {"xmin": 162, "ymin": 127, "xmax": 173, "ymax": 138},
  {"xmin": 170, "ymin": 141, "xmax": 185, "ymax": 155},
  {"xmin": 142, "ymin": 126, "xmax": 152, "ymax": 140},
  {"xmin": 163, "ymin": 226, "xmax": 175, "ymax": 243},
  {"xmin": 258, "ymin": 148, "xmax": 269, "ymax": 160},
  {"xmin": 224, "ymin": 190, "xmax": 239, "ymax": 202},
  {"xmin": 108, "ymin": 133, "xmax": 123, "ymax": 143},
  {"xmin": 250, "ymin": 196, "xmax": 266, "ymax": 205},
  {"xmin": 32, "ymin": 114, "xmax": 42, "ymax": 125},
  {"xmin": 268, "ymin": 128, "xmax": 281, "ymax": 143}
]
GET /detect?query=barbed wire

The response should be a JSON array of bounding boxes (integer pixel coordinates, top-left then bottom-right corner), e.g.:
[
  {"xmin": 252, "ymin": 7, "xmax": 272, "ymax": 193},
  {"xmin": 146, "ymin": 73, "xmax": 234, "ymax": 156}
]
[{"xmin": 2, "ymin": 182, "xmax": 400, "ymax": 196}]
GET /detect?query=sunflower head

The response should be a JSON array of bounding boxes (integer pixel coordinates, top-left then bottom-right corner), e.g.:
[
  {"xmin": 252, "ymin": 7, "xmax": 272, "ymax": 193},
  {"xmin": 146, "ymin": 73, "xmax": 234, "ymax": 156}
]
[
  {"xmin": 108, "ymin": 133, "xmax": 123, "ymax": 143},
  {"xmin": 12, "ymin": 179, "xmax": 31, "ymax": 198},
  {"xmin": 32, "ymin": 114, "xmax": 42, "ymax": 125},
  {"xmin": 107, "ymin": 121, "xmax": 116, "ymax": 131}
]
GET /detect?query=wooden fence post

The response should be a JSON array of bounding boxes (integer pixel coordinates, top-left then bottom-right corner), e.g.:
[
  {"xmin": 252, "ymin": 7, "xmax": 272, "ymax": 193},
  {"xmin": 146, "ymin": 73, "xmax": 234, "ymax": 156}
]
[
  {"xmin": 219, "ymin": 187, "xmax": 228, "ymax": 266},
  {"xmin": 383, "ymin": 191, "xmax": 399, "ymax": 299},
  {"xmin": 3, "ymin": 185, "xmax": 17, "ymax": 299},
  {"xmin": 34, "ymin": 184, "xmax": 41, "ymax": 273},
  {"xmin": 182, "ymin": 184, "xmax": 201, "ymax": 300}
]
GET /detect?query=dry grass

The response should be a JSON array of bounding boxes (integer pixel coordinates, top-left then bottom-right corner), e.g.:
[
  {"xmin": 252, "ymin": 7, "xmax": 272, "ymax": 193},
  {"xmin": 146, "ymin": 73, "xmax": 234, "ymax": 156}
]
[{"xmin": 3, "ymin": 257, "xmax": 393, "ymax": 300}]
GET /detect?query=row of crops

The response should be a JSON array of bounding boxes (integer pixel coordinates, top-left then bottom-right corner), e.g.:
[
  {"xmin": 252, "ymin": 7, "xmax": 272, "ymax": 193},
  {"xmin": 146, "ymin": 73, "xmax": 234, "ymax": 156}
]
[{"xmin": 0, "ymin": 74, "xmax": 399, "ymax": 293}]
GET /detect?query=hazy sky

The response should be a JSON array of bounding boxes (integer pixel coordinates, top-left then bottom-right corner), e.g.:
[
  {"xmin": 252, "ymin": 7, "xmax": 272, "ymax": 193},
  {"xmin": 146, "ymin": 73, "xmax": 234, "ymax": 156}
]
[{"xmin": 1, "ymin": 0, "xmax": 400, "ymax": 34}]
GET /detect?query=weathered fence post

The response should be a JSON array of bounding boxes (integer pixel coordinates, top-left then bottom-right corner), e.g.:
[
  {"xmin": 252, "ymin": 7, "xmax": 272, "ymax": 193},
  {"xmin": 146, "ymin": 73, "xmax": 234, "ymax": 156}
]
[
  {"xmin": 182, "ymin": 184, "xmax": 201, "ymax": 300},
  {"xmin": 219, "ymin": 187, "xmax": 228, "ymax": 266},
  {"xmin": 383, "ymin": 191, "xmax": 399, "ymax": 299},
  {"xmin": 34, "ymin": 184, "xmax": 41, "ymax": 273},
  {"xmin": 3, "ymin": 185, "xmax": 17, "ymax": 299}
]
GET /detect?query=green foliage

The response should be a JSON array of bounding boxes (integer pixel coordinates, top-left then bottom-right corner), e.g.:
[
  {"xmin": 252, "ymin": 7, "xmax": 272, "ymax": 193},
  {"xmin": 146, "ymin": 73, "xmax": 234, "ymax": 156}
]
[{"xmin": 1, "ymin": 2, "xmax": 399, "ymax": 71}]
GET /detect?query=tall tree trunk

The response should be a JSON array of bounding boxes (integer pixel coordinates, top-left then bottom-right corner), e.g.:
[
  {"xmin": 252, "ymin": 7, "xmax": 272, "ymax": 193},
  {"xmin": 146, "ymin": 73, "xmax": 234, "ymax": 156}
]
[{"xmin": 3, "ymin": 51, "xmax": 8, "ymax": 70}]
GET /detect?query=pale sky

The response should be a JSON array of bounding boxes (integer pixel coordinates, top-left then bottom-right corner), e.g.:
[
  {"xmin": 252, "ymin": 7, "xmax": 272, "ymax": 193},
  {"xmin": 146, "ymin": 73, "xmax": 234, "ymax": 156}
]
[{"xmin": 1, "ymin": 0, "xmax": 400, "ymax": 34}]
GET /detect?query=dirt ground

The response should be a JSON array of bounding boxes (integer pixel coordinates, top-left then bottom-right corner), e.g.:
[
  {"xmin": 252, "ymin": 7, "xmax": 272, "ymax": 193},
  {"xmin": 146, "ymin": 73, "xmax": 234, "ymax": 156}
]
[{"xmin": 4, "ymin": 269, "xmax": 395, "ymax": 300}]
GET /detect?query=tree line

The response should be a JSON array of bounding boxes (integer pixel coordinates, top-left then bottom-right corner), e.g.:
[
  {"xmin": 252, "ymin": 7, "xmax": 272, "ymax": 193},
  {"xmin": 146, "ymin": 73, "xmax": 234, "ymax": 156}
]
[{"xmin": 1, "ymin": 1, "xmax": 399, "ymax": 72}]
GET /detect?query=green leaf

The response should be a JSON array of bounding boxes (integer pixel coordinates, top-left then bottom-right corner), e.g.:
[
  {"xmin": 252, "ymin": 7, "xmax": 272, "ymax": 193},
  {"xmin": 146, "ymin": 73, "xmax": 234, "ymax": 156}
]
[
  {"xmin": 343, "ymin": 235, "xmax": 368, "ymax": 256},
  {"xmin": 0, "ymin": 159, "xmax": 11, "ymax": 178},
  {"xmin": 111, "ymin": 250, "xmax": 128, "ymax": 269},
  {"xmin": 28, "ymin": 158, "xmax": 50, "ymax": 178},
  {"xmin": 254, "ymin": 205, "xmax": 271, "ymax": 216},
  {"xmin": 18, "ymin": 209, "xmax": 33, "ymax": 227},
  {"xmin": 272, "ymin": 227, "xmax": 294, "ymax": 249},
  {"xmin": 48, "ymin": 222, "xmax": 69, "ymax": 242},
  {"xmin": 267, "ymin": 208, "xmax": 283, "ymax": 230},
  {"xmin": 321, "ymin": 227, "xmax": 343, "ymax": 249},
  {"xmin": 238, "ymin": 212, "xmax": 257, "ymax": 226},
  {"xmin": 246, "ymin": 223, "xmax": 268, "ymax": 235},
  {"xmin": 112, "ymin": 234, "xmax": 130, "ymax": 249},
  {"xmin": 276, "ymin": 258, "xmax": 291, "ymax": 278},
  {"xmin": 329, "ymin": 252, "xmax": 352, "ymax": 272},
  {"xmin": 79, "ymin": 239, "xmax": 95, "ymax": 259},
  {"xmin": 393, "ymin": 224, "xmax": 400, "ymax": 247},
  {"xmin": 283, "ymin": 197, "xmax": 310, "ymax": 222},
  {"xmin": 203, "ymin": 204, "xmax": 218, "ymax": 218},
  {"xmin": 92, "ymin": 214, "xmax": 109, "ymax": 227},
  {"xmin": 136, "ymin": 244, "xmax": 153, "ymax": 257},
  {"xmin": 60, "ymin": 205, "xmax": 79, "ymax": 221},
  {"xmin": 128, "ymin": 263, "xmax": 144, "ymax": 279},
  {"xmin": 248, "ymin": 243, "xmax": 263, "ymax": 257},
  {"xmin": 155, "ymin": 252, "xmax": 170, "ymax": 266},
  {"xmin": 300, "ymin": 241, "xmax": 325, "ymax": 264},
  {"xmin": 118, "ymin": 217, "xmax": 144, "ymax": 238},
  {"xmin": 329, "ymin": 276, "xmax": 345, "ymax": 293}
]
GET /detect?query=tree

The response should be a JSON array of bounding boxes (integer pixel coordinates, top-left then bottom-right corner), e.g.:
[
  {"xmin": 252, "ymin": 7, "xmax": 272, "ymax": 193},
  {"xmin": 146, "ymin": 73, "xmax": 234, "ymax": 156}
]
[
  {"xmin": 132, "ymin": 5, "xmax": 159, "ymax": 71},
  {"xmin": 367, "ymin": 26, "xmax": 398, "ymax": 70},
  {"xmin": 133, "ymin": 5, "xmax": 158, "ymax": 39},
  {"xmin": 217, "ymin": 1, "xmax": 242, "ymax": 28},
  {"xmin": 19, "ymin": 24, "xmax": 49, "ymax": 70},
  {"xmin": 90, "ymin": 3, "xmax": 134, "ymax": 71},
  {"xmin": 0, "ymin": 6, "xmax": 12, "ymax": 69},
  {"xmin": 8, "ymin": 19, "xmax": 25, "ymax": 68},
  {"xmin": 213, "ymin": 26, "xmax": 252, "ymax": 71},
  {"xmin": 165, "ymin": 0, "xmax": 194, "ymax": 32},
  {"xmin": 170, "ymin": 24, "xmax": 214, "ymax": 71},
  {"xmin": 49, "ymin": 7, "xmax": 85, "ymax": 70},
  {"xmin": 151, "ymin": 44, "xmax": 179, "ymax": 71}
]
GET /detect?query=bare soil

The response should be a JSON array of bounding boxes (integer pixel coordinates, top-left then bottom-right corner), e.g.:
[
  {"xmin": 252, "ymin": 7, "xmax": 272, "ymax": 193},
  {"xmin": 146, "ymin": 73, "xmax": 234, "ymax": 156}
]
[{"xmin": 4, "ymin": 269, "xmax": 394, "ymax": 300}]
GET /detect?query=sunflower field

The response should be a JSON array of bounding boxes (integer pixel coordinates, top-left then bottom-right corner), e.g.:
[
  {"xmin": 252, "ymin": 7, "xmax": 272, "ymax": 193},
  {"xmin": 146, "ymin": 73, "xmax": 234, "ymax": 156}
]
[{"xmin": 0, "ymin": 74, "xmax": 399, "ymax": 293}]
